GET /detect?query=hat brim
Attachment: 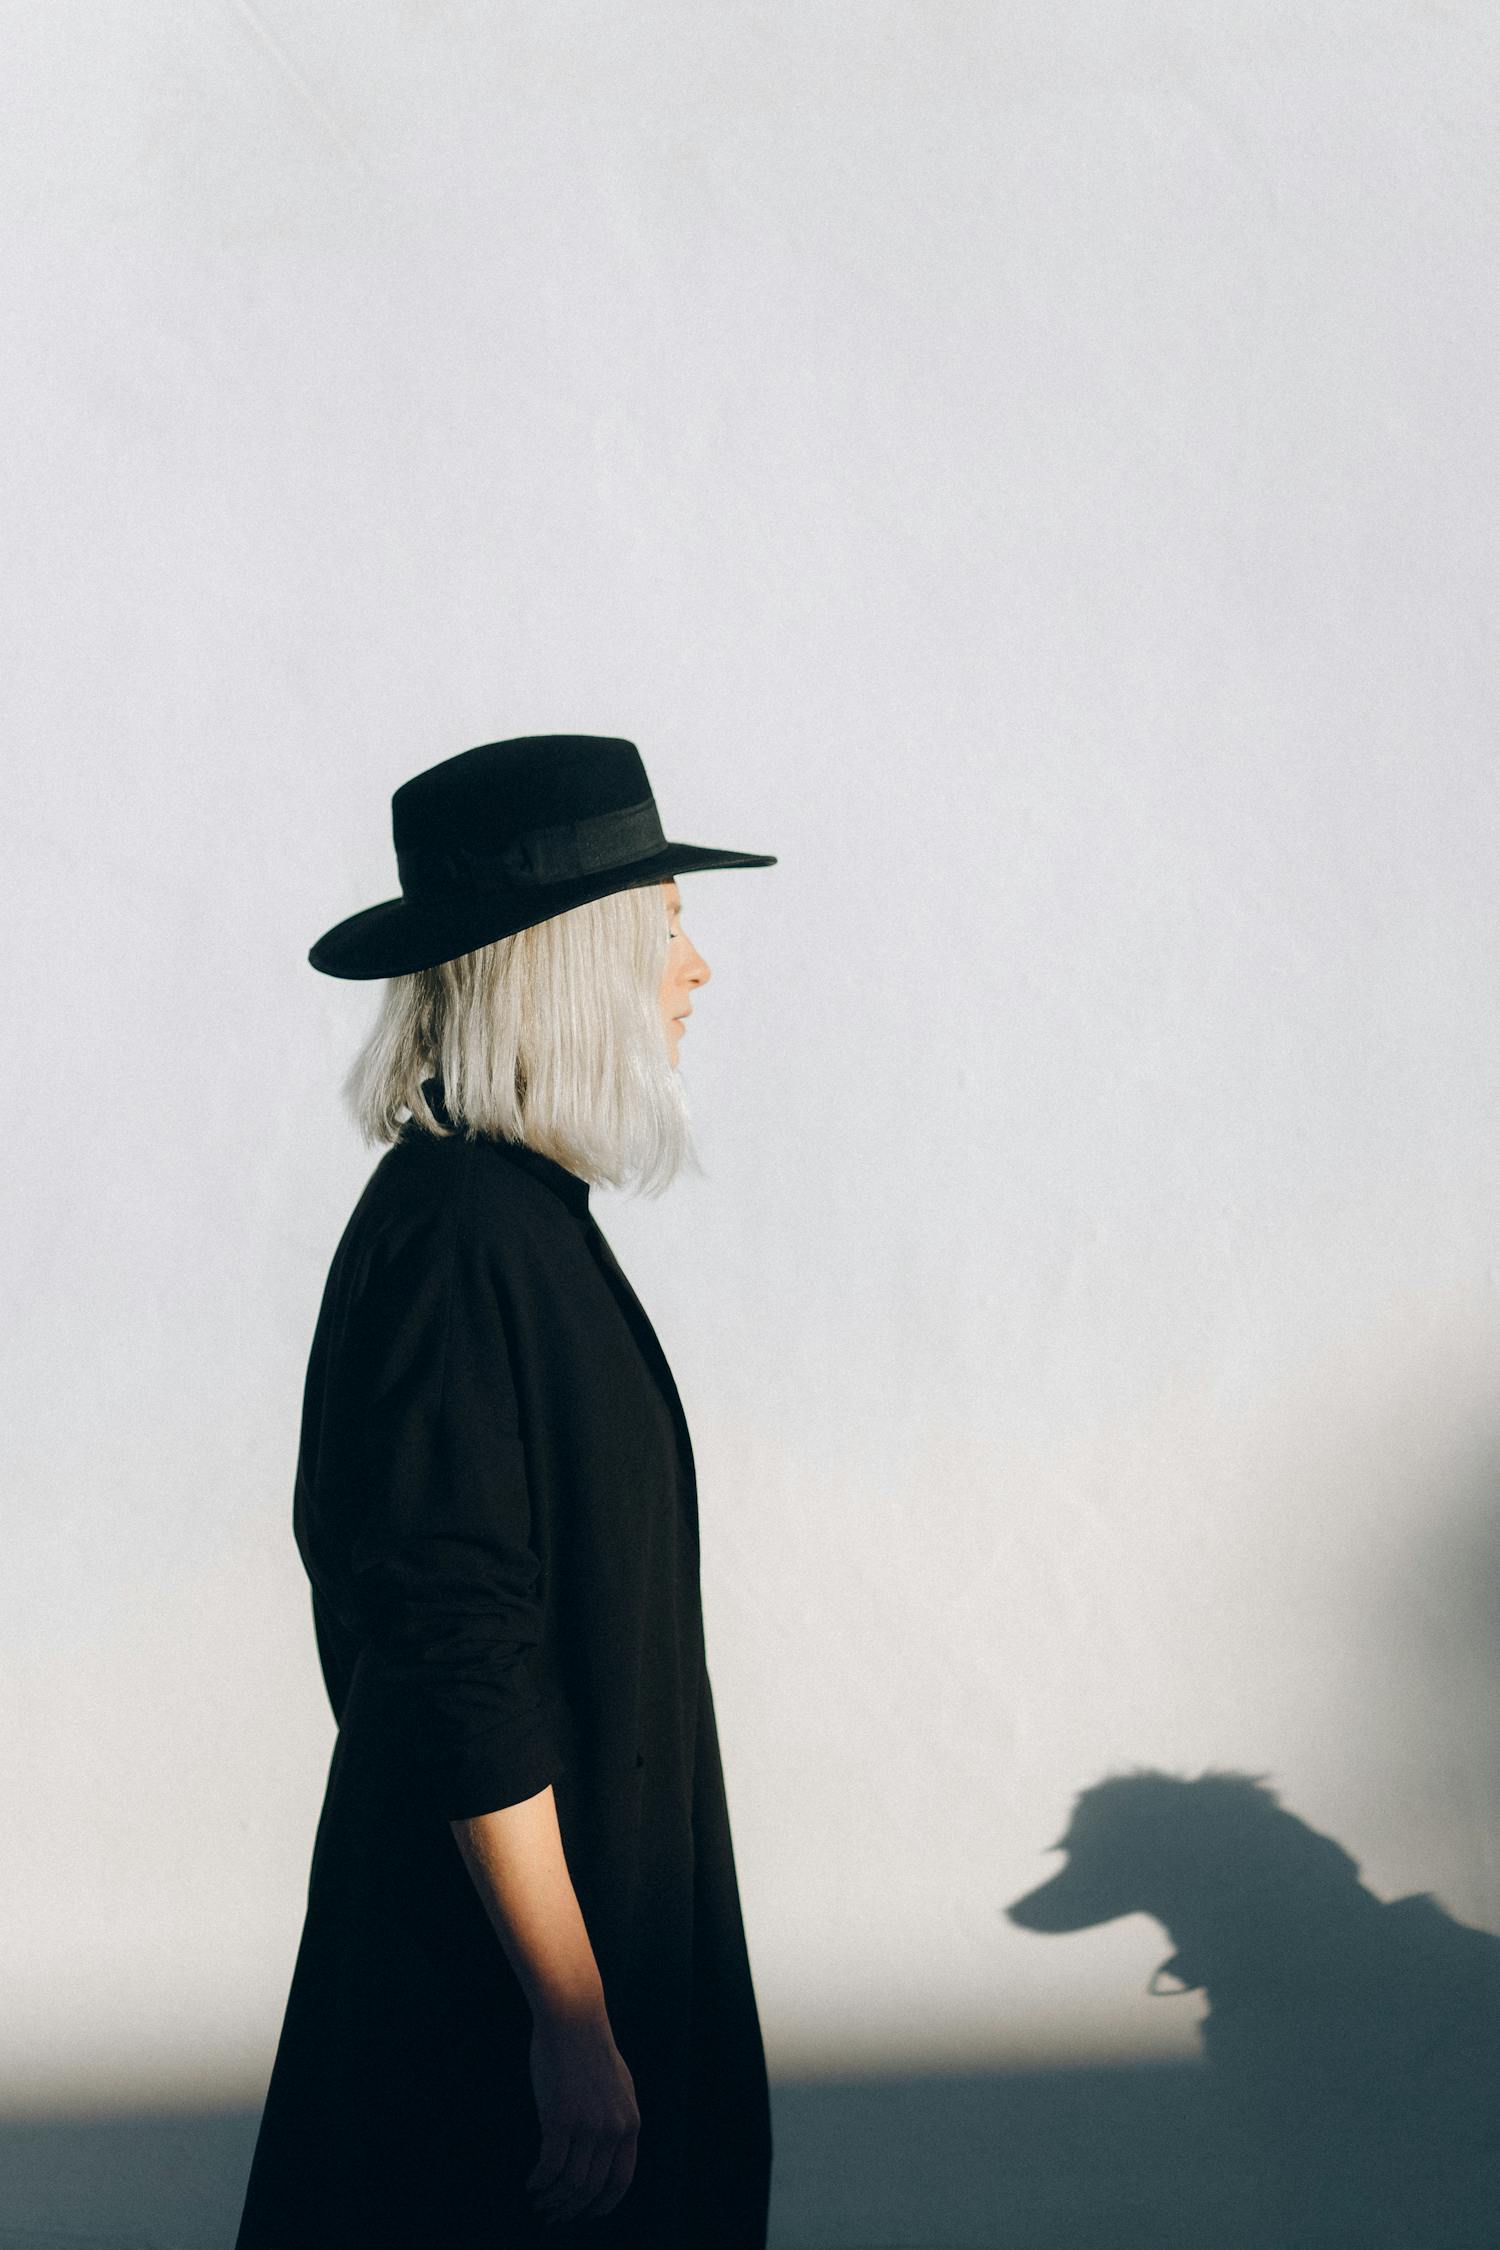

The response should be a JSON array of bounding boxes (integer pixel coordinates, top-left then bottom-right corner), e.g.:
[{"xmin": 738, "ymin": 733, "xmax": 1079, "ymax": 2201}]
[{"xmin": 308, "ymin": 840, "xmax": 777, "ymax": 980}]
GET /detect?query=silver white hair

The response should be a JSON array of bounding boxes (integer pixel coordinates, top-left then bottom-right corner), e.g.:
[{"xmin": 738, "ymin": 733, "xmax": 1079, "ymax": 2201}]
[{"xmin": 344, "ymin": 879, "xmax": 703, "ymax": 1197}]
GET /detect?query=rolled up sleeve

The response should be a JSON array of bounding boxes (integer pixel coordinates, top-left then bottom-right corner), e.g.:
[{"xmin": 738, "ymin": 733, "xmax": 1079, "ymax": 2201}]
[{"xmin": 342, "ymin": 1210, "xmax": 562, "ymax": 1821}]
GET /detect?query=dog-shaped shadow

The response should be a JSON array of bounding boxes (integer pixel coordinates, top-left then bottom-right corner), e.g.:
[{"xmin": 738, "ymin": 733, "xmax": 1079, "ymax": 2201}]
[{"xmin": 1007, "ymin": 1770, "xmax": 1500, "ymax": 2248}]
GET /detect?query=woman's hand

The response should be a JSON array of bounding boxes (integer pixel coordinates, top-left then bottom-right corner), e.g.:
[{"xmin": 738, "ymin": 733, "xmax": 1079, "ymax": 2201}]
[{"xmin": 526, "ymin": 2009, "xmax": 641, "ymax": 2227}]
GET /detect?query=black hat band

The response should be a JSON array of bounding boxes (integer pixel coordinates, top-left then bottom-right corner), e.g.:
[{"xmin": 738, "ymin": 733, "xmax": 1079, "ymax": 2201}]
[{"xmin": 396, "ymin": 795, "xmax": 668, "ymax": 899}]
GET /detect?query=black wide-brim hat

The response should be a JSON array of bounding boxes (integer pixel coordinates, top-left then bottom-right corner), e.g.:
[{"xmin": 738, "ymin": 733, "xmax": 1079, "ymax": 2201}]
[{"xmin": 309, "ymin": 734, "xmax": 777, "ymax": 979}]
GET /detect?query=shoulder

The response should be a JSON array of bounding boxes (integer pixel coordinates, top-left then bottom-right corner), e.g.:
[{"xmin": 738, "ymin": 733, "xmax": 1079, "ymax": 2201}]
[
  {"xmin": 341, "ymin": 1127, "xmax": 573, "ymax": 1280},
  {"xmin": 314, "ymin": 1135, "xmax": 575, "ymax": 1383}
]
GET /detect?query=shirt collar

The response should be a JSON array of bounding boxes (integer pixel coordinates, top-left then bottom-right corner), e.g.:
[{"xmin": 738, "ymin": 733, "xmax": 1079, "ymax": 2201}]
[{"xmin": 415, "ymin": 1077, "xmax": 592, "ymax": 1219}]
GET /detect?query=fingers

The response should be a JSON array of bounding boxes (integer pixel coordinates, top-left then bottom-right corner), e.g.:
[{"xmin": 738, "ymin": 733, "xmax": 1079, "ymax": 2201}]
[
  {"xmin": 525, "ymin": 2127, "xmax": 573, "ymax": 2211},
  {"xmin": 528, "ymin": 2127, "xmax": 637, "ymax": 2228},
  {"xmin": 528, "ymin": 2128, "xmax": 599, "ymax": 2225},
  {"xmin": 578, "ymin": 2128, "xmax": 639, "ymax": 2219}
]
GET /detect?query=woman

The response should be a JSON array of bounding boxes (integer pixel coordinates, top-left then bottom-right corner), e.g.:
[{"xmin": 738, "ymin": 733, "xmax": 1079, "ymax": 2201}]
[{"xmin": 235, "ymin": 734, "xmax": 777, "ymax": 2248}]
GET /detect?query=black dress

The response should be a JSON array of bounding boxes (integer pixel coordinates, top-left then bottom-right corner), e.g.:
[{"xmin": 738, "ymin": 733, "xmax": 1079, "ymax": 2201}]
[{"xmin": 234, "ymin": 1084, "xmax": 772, "ymax": 2247}]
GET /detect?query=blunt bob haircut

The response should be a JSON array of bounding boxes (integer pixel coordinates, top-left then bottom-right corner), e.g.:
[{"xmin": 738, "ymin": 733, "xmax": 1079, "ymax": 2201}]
[{"xmin": 344, "ymin": 879, "xmax": 702, "ymax": 1198}]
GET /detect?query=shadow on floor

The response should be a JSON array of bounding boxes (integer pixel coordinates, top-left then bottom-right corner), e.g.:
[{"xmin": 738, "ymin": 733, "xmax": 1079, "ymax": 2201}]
[
  {"xmin": 768, "ymin": 2059, "xmax": 1266, "ymax": 2248},
  {"xmin": 0, "ymin": 2056, "xmax": 1272, "ymax": 2250}
]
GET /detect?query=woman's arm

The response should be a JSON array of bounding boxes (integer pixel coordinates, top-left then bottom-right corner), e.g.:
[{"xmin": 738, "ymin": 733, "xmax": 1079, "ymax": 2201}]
[
  {"xmin": 449, "ymin": 1783, "xmax": 607, "ymax": 2023},
  {"xmin": 450, "ymin": 1786, "xmax": 640, "ymax": 2228}
]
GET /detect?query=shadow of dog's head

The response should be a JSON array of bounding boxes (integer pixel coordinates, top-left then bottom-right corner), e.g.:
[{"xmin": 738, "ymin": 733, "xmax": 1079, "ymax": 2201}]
[{"xmin": 1006, "ymin": 1769, "xmax": 1362, "ymax": 1936}]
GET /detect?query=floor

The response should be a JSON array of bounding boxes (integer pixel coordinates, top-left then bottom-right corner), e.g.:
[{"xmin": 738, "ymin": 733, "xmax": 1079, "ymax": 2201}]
[{"xmin": 0, "ymin": 2059, "xmax": 1273, "ymax": 2249}]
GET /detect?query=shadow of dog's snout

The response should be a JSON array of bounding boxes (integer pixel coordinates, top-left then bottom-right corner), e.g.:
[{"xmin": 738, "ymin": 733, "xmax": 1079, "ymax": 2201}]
[
  {"xmin": 1005, "ymin": 1775, "xmax": 1192, "ymax": 1934},
  {"xmin": 1006, "ymin": 1862, "xmax": 1134, "ymax": 1933}
]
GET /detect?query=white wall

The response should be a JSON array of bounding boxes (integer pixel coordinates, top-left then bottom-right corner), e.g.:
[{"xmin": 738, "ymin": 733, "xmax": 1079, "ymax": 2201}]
[{"xmin": 5, "ymin": 0, "xmax": 1500, "ymax": 2113}]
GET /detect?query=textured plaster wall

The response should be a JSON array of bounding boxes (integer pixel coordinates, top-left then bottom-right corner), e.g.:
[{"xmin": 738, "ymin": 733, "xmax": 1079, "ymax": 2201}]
[{"xmin": 5, "ymin": 0, "xmax": 1500, "ymax": 2114}]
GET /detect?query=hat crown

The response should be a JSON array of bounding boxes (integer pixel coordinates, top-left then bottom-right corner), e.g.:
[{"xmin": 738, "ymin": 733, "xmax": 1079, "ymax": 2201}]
[
  {"xmin": 391, "ymin": 736, "xmax": 667, "ymax": 902},
  {"xmin": 392, "ymin": 735, "xmax": 652, "ymax": 851}
]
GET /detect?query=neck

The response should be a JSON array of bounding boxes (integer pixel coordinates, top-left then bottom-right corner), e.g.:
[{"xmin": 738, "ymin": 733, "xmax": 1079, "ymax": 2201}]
[{"xmin": 1155, "ymin": 1881, "xmax": 1383, "ymax": 1987}]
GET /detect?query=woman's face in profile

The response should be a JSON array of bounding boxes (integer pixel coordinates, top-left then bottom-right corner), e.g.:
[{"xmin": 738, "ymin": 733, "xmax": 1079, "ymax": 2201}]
[{"xmin": 659, "ymin": 879, "xmax": 710, "ymax": 1065}]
